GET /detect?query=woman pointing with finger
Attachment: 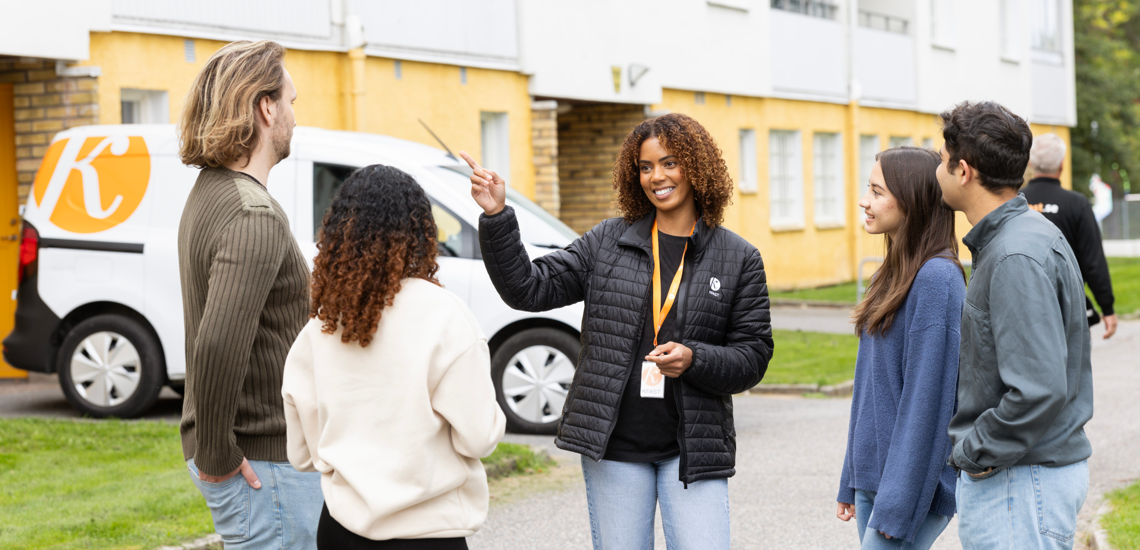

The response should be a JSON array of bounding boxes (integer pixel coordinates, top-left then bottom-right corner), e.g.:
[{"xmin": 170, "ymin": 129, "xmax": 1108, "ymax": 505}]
[{"xmin": 462, "ymin": 113, "xmax": 773, "ymax": 549}]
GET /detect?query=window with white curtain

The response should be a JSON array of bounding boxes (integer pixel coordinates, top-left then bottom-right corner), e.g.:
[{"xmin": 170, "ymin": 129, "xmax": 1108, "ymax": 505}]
[
  {"xmin": 769, "ymin": 130, "xmax": 804, "ymax": 228},
  {"xmin": 739, "ymin": 129, "xmax": 758, "ymax": 193},
  {"xmin": 813, "ymin": 132, "xmax": 844, "ymax": 227},
  {"xmin": 859, "ymin": 135, "xmax": 879, "ymax": 202},
  {"xmin": 1032, "ymin": 0, "xmax": 1062, "ymax": 52},
  {"xmin": 998, "ymin": 0, "xmax": 1019, "ymax": 60},
  {"xmin": 480, "ymin": 112, "xmax": 510, "ymax": 185}
]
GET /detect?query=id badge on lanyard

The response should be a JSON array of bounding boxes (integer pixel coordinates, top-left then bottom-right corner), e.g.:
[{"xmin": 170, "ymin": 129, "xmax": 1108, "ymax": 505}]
[{"xmin": 641, "ymin": 219, "xmax": 694, "ymax": 399}]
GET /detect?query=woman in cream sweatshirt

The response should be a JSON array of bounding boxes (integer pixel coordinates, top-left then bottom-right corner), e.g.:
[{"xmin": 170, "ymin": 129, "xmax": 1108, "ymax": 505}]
[{"xmin": 282, "ymin": 164, "xmax": 507, "ymax": 550}]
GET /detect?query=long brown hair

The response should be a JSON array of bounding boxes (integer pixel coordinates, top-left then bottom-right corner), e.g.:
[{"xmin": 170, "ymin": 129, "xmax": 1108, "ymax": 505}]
[
  {"xmin": 310, "ymin": 164, "xmax": 441, "ymax": 347},
  {"xmin": 179, "ymin": 40, "xmax": 286, "ymax": 168},
  {"xmin": 612, "ymin": 113, "xmax": 734, "ymax": 227},
  {"xmin": 853, "ymin": 147, "xmax": 964, "ymax": 336}
]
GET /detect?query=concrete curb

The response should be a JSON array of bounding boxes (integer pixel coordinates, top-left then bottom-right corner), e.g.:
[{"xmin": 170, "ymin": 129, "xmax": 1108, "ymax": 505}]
[
  {"xmin": 747, "ymin": 379, "xmax": 854, "ymax": 397},
  {"xmin": 155, "ymin": 534, "xmax": 222, "ymax": 550},
  {"xmin": 1088, "ymin": 503, "xmax": 1114, "ymax": 550}
]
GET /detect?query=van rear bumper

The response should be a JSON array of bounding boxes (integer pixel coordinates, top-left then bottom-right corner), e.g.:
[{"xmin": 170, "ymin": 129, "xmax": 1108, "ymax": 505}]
[{"xmin": 3, "ymin": 275, "xmax": 61, "ymax": 373}]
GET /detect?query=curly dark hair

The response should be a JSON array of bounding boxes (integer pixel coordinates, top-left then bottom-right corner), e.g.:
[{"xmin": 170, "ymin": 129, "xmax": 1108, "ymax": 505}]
[
  {"xmin": 612, "ymin": 113, "xmax": 734, "ymax": 227},
  {"xmin": 940, "ymin": 101, "xmax": 1033, "ymax": 193},
  {"xmin": 310, "ymin": 164, "xmax": 440, "ymax": 347}
]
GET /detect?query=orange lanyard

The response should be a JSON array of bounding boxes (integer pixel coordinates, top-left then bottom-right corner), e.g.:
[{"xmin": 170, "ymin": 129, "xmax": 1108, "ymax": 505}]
[{"xmin": 651, "ymin": 219, "xmax": 696, "ymax": 347}]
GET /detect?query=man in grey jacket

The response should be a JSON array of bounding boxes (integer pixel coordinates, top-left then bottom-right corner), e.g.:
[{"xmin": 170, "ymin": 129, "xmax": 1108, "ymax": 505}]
[{"xmin": 937, "ymin": 101, "xmax": 1093, "ymax": 550}]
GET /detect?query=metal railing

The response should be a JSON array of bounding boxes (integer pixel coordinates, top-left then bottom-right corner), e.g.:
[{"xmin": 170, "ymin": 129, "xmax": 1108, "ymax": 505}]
[
  {"xmin": 856, "ymin": 257, "xmax": 973, "ymax": 302},
  {"xmin": 858, "ymin": 9, "xmax": 909, "ymax": 34},
  {"xmin": 771, "ymin": 0, "xmax": 839, "ymax": 20}
]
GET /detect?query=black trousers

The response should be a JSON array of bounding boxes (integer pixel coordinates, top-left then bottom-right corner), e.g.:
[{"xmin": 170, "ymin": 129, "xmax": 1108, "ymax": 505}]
[{"xmin": 316, "ymin": 504, "xmax": 469, "ymax": 550}]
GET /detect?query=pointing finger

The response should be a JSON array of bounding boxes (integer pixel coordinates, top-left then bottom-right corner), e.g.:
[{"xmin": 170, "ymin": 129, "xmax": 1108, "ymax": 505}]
[{"xmin": 458, "ymin": 151, "xmax": 482, "ymax": 171}]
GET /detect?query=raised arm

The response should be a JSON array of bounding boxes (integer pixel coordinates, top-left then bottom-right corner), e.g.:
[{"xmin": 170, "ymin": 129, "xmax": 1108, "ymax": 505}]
[
  {"xmin": 190, "ymin": 211, "xmax": 288, "ymax": 477},
  {"xmin": 462, "ymin": 150, "xmax": 597, "ymax": 312}
]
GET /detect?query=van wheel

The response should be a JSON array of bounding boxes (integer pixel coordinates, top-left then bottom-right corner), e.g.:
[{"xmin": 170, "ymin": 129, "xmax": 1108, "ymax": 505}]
[
  {"xmin": 491, "ymin": 328, "xmax": 580, "ymax": 435},
  {"xmin": 57, "ymin": 314, "xmax": 165, "ymax": 418}
]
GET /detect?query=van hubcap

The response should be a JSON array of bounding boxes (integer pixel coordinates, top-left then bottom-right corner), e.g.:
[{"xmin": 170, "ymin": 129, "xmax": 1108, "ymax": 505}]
[
  {"xmin": 501, "ymin": 345, "xmax": 574, "ymax": 425},
  {"xmin": 70, "ymin": 332, "xmax": 141, "ymax": 407}
]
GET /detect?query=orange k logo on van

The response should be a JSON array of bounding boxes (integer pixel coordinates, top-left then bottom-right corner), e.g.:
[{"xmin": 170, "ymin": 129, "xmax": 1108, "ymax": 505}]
[{"xmin": 32, "ymin": 136, "xmax": 150, "ymax": 234}]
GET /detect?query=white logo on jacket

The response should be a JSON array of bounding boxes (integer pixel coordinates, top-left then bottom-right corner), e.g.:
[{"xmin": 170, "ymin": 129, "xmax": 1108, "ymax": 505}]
[{"xmin": 710, "ymin": 277, "xmax": 721, "ymax": 292}]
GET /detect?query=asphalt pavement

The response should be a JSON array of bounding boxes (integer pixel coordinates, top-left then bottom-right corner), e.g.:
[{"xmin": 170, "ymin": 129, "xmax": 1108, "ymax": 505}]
[{"xmin": 479, "ymin": 319, "xmax": 1135, "ymax": 550}]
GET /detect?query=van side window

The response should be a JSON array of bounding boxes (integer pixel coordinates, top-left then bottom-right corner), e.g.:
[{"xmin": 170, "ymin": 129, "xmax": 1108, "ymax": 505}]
[
  {"xmin": 311, "ymin": 162, "xmax": 476, "ymax": 259},
  {"xmin": 313, "ymin": 163, "xmax": 356, "ymax": 240}
]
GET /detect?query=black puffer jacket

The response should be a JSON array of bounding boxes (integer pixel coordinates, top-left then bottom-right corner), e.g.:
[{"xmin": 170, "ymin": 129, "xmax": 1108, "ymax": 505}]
[{"xmin": 479, "ymin": 207, "xmax": 773, "ymax": 483}]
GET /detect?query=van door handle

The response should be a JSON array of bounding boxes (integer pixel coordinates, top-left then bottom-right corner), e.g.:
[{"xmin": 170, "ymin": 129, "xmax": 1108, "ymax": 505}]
[{"xmin": 2, "ymin": 235, "xmax": 17, "ymax": 241}]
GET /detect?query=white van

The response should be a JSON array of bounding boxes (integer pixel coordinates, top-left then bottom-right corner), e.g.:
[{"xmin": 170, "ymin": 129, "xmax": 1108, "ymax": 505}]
[{"xmin": 5, "ymin": 124, "xmax": 582, "ymax": 434}]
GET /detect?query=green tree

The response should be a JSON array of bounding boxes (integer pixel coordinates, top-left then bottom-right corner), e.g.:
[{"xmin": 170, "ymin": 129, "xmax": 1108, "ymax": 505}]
[{"xmin": 1072, "ymin": 0, "xmax": 1140, "ymax": 197}]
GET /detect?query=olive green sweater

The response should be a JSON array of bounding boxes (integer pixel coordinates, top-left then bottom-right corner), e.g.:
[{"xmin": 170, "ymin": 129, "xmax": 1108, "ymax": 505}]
[{"xmin": 178, "ymin": 167, "xmax": 310, "ymax": 476}]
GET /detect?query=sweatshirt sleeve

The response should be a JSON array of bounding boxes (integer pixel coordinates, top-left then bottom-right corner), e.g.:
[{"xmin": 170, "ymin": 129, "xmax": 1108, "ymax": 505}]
[
  {"xmin": 951, "ymin": 254, "xmax": 1070, "ymax": 472},
  {"xmin": 682, "ymin": 248, "xmax": 773, "ymax": 395},
  {"xmin": 1073, "ymin": 200, "xmax": 1114, "ymax": 316},
  {"xmin": 430, "ymin": 320, "xmax": 507, "ymax": 460},
  {"xmin": 868, "ymin": 321, "xmax": 961, "ymax": 541},
  {"xmin": 478, "ymin": 206, "xmax": 597, "ymax": 312},
  {"xmin": 282, "ymin": 327, "xmax": 319, "ymax": 473},
  {"xmin": 190, "ymin": 210, "xmax": 288, "ymax": 476}
]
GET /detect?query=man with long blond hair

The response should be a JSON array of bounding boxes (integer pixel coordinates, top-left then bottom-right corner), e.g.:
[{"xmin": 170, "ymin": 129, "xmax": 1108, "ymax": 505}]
[{"xmin": 177, "ymin": 40, "xmax": 320, "ymax": 549}]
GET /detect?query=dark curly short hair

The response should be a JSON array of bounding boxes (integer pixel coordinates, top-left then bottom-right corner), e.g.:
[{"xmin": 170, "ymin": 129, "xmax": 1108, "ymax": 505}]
[
  {"xmin": 310, "ymin": 164, "xmax": 440, "ymax": 347},
  {"xmin": 612, "ymin": 113, "xmax": 734, "ymax": 227},
  {"xmin": 940, "ymin": 101, "xmax": 1033, "ymax": 193}
]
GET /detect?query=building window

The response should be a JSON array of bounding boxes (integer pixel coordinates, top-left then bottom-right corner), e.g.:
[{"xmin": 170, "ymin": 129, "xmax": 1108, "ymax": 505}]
[
  {"xmin": 480, "ymin": 112, "xmax": 510, "ymax": 185},
  {"xmin": 770, "ymin": 0, "xmax": 838, "ymax": 20},
  {"xmin": 923, "ymin": 137, "xmax": 934, "ymax": 150},
  {"xmin": 183, "ymin": 39, "xmax": 196, "ymax": 63},
  {"xmin": 858, "ymin": 9, "xmax": 909, "ymax": 34},
  {"xmin": 460, "ymin": 67, "xmax": 468, "ymax": 84},
  {"xmin": 931, "ymin": 0, "xmax": 956, "ymax": 48},
  {"xmin": 813, "ymin": 132, "xmax": 844, "ymax": 227},
  {"xmin": 769, "ymin": 130, "xmax": 804, "ymax": 228},
  {"xmin": 120, "ymin": 89, "xmax": 169, "ymax": 124},
  {"xmin": 695, "ymin": 92, "xmax": 706, "ymax": 105},
  {"xmin": 888, "ymin": 136, "xmax": 914, "ymax": 149},
  {"xmin": 1032, "ymin": 0, "xmax": 1062, "ymax": 52},
  {"xmin": 998, "ymin": 0, "xmax": 1019, "ymax": 60},
  {"xmin": 395, "ymin": 60, "xmax": 402, "ymax": 79},
  {"xmin": 739, "ymin": 129, "xmax": 758, "ymax": 194},
  {"xmin": 859, "ymin": 135, "xmax": 879, "ymax": 201}
]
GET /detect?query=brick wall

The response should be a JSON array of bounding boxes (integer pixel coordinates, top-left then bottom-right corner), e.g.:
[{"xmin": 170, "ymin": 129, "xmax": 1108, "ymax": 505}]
[
  {"xmin": 556, "ymin": 103, "xmax": 647, "ymax": 234},
  {"xmin": 0, "ymin": 57, "xmax": 99, "ymax": 202},
  {"xmin": 530, "ymin": 101, "xmax": 559, "ymax": 217}
]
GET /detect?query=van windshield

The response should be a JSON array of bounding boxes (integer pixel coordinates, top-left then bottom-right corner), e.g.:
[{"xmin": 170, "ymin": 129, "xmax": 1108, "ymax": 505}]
[{"xmin": 427, "ymin": 166, "xmax": 579, "ymax": 248}]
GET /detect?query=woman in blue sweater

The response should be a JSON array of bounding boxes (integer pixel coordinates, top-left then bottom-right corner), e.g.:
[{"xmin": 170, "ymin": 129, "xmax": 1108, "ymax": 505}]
[{"xmin": 836, "ymin": 147, "xmax": 966, "ymax": 548}]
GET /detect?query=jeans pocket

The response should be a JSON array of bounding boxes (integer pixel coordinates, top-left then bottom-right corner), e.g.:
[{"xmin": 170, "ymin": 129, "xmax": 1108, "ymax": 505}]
[
  {"xmin": 193, "ymin": 471, "xmax": 252, "ymax": 543},
  {"xmin": 1032, "ymin": 464, "xmax": 1081, "ymax": 543}
]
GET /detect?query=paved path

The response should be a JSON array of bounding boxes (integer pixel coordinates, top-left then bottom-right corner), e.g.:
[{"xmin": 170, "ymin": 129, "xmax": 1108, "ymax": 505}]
[
  {"xmin": 770, "ymin": 304, "xmax": 854, "ymax": 335},
  {"xmin": 476, "ymin": 320, "xmax": 1139, "ymax": 550}
]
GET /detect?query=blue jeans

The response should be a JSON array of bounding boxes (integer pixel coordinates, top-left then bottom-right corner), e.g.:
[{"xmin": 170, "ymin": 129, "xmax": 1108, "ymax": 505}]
[
  {"xmin": 956, "ymin": 460, "xmax": 1089, "ymax": 550},
  {"xmin": 188, "ymin": 458, "xmax": 323, "ymax": 550},
  {"xmin": 580, "ymin": 455, "xmax": 729, "ymax": 550},
  {"xmin": 854, "ymin": 490, "xmax": 950, "ymax": 549}
]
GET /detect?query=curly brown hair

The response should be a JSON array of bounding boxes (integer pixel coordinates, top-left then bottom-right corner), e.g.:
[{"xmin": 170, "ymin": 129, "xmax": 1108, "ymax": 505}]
[
  {"xmin": 612, "ymin": 113, "xmax": 734, "ymax": 227},
  {"xmin": 310, "ymin": 164, "xmax": 440, "ymax": 347}
]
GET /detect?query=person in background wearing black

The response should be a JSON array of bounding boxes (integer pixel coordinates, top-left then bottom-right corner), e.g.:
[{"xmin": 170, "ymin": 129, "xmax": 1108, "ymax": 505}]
[{"xmin": 1022, "ymin": 133, "xmax": 1117, "ymax": 339}]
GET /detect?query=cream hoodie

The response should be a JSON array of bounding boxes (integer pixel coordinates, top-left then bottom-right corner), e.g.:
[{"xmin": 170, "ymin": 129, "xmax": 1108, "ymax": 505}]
[{"xmin": 282, "ymin": 278, "xmax": 507, "ymax": 540}]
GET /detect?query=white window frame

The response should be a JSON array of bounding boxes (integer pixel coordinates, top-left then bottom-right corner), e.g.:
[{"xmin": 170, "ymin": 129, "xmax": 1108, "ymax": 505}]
[
  {"xmin": 923, "ymin": 137, "xmax": 934, "ymax": 150},
  {"xmin": 813, "ymin": 132, "xmax": 845, "ymax": 228},
  {"xmin": 768, "ymin": 130, "xmax": 804, "ymax": 230},
  {"xmin": 1031, "ymin": 0, "xmax": 1063, "ymax": 63},
  {"xmin": 738, "ymin": 129, "xmax": 758, "ymax": 194},
  {"xmin": 480, "ymin": 111, "xmax": 510, "ymax": 186},
  {"xmin": 120, "ymin": 89, "xmax": 170, "ymax": 124},
  {"xmin": 859, "ymin": 135, "xmax": 879, "ymax": 205},
  {"xmin": 998, "ymin": 0, "xmax": 1020, "ymax": 62}
]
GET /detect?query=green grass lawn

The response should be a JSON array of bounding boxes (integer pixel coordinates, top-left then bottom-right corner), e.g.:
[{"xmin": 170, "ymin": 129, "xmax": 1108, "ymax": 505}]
[
  {"xmin": 0, "ymin": 418, "xmax": 213, "ymax": 550},
  {"xmin": 1102, "ymin": 257, "xmax": 1140, "ymax": 318},
  {"xmin": 769, "ymin": 280, "xmax": 865, "ymax": 304},
  {"xmin": 763, "ymin": 329, "xmax": 859, "ymax": 387},
  {"xmin": 1103, "ymin": 479, "xmax": 1140, "ymax": 549},
  {"xmin": 0, "ymin": 419, "xmax": 553, "ymax": 549}
]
